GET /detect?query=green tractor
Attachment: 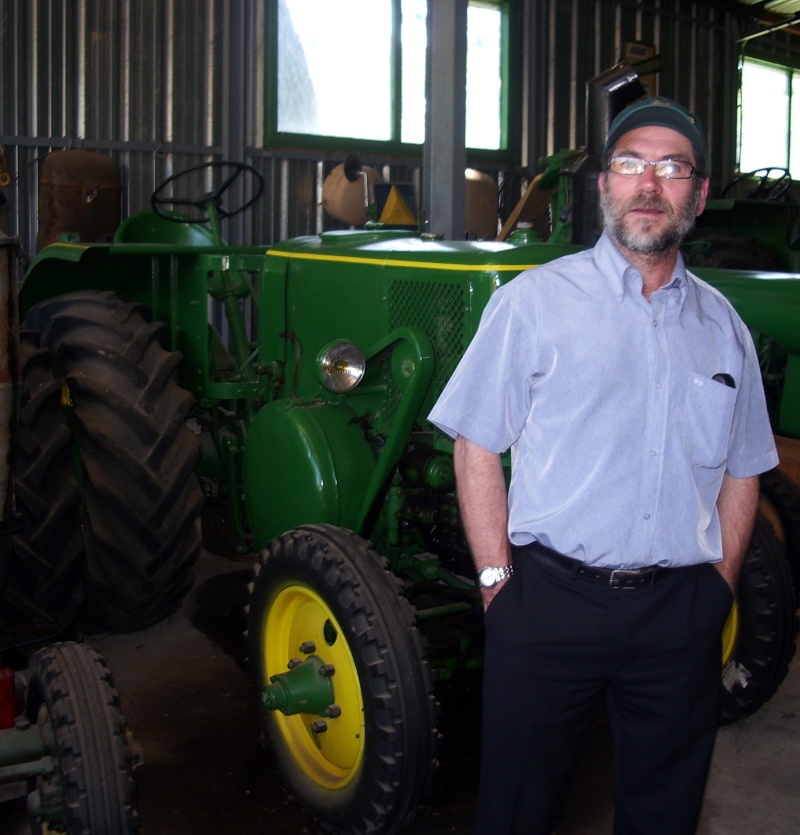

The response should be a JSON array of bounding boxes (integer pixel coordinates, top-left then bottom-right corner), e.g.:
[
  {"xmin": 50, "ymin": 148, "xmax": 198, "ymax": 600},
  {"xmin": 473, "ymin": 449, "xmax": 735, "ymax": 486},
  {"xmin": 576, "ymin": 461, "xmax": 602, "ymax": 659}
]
[{"xmin": 5, "ymin": 148, "xmax": 797, "ymax": 832}]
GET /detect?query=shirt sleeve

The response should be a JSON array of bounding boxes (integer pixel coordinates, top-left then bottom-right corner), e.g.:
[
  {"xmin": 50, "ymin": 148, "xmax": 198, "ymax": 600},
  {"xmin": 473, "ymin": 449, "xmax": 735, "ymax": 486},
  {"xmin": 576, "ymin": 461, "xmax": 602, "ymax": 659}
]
[{"xmin": 428, "ymin": 279, "xmax": 537, "ymax": 453}]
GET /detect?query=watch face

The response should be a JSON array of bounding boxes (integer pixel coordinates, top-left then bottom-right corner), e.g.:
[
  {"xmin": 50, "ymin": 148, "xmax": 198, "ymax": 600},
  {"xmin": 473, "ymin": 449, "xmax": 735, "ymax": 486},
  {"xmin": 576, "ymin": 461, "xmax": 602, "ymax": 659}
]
[
  {"xmin": 479, "ymin": 567, "xmax": 498, "ymax": 587},
  {"xmin": 479, "ymin": 566, "xmax": 512, "ymax": 587}
]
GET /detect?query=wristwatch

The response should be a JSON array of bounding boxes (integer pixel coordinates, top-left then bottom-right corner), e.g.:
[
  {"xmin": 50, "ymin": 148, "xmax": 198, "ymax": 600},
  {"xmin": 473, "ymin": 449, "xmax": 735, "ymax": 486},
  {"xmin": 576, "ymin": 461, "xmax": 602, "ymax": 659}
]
[{"xmin": 478, "ymin": 565, "xmax": 514, "ymax": 588}]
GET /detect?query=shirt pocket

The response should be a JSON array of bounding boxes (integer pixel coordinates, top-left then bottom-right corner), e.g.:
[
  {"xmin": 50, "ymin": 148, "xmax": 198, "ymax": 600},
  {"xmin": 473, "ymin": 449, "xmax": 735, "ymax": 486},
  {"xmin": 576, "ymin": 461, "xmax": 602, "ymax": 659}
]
[{"xmin": 682, "ymin": 371, "xmax": 737, "ymax": 469}]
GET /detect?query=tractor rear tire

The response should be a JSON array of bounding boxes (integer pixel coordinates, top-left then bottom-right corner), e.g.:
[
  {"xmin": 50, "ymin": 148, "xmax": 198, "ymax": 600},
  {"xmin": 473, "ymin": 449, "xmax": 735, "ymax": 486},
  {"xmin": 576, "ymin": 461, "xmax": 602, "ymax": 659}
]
[
  {"xmin": 2, "ymin": 331, "xmax": 85, "ymax": 632},
  {"xmin": 760, "ymin": 466, "xmax": 800, "ymax": 595},
  {"xmin": 719, "ymin": 514, "xmax": 797, "ymax": 724},
  {"xmin": 22, "ymin": 290, "xmax": 203, "ymax": 632},
  {"xmin": 247, "ymin": 524, "xmax": 439, "ymax": 834},
  {"xmin": 25, "ymin": 642, "xmax": 139, "ymax": 835}
]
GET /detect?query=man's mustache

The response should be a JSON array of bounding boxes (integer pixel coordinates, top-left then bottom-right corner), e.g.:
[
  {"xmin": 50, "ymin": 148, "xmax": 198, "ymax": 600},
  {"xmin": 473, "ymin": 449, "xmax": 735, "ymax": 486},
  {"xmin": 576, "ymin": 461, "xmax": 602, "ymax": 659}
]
[{"xmin": 623, "ymin": 196, "xmax": 671, "ymax": 215}]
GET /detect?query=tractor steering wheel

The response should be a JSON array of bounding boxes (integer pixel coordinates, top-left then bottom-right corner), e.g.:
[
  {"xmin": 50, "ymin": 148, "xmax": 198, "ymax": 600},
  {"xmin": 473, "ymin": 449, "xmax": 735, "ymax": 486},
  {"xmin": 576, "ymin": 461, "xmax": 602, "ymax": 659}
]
[
  {"xmin": 721, "ymin": 167, "xmax": 792, "ymax": 201},
  {"xmin": 151, "ymin": 161, "xmax": 265, "ymax": 223}
]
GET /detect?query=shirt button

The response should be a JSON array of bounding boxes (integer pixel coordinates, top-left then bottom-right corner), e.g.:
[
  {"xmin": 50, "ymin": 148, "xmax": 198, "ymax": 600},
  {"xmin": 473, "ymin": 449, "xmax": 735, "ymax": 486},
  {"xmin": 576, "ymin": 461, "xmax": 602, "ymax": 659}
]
[
  {"xmin": 656, "ymin": 382, "xmax": 663, "ymax": 389},
  {"xmin": 653, "ymin": 320, "xmax": 658, "ymax": 328},
  {"xmin": 649, "ymin": 450, "xmax": 657, "ymax": 457},
  {"xmin": 644, "ymin": 513, "xmax": 652, "ymax": 520}
]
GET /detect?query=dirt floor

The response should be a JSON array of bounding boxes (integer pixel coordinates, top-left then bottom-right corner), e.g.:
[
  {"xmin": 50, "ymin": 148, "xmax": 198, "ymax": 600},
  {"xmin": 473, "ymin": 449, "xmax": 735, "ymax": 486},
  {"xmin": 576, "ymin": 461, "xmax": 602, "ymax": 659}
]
[{"xmin": 1, "ymin": 548, "xmax": 798, "ymax": 834}]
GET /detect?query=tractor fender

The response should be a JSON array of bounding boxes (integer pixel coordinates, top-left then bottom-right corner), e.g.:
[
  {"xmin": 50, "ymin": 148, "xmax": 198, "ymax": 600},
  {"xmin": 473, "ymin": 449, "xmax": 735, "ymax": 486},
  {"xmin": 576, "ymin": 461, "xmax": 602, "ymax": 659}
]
[{"xmin": 242, "ymin": 399, "xmax": 376, "ymax": 548}]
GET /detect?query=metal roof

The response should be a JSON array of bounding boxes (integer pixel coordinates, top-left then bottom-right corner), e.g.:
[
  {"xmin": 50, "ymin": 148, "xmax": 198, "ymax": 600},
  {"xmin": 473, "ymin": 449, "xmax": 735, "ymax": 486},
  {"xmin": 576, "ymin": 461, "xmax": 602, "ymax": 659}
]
[
  {"xmin": 724, "ymin": 0, "xmax": 800, "ymax": 22},
  {"xmin": 745, "ymin": 0, "xmax": 800, "ymax": 14},
  {"xmin": 712, "ymin": 0, "xmax": 800, "ymax": 40}
]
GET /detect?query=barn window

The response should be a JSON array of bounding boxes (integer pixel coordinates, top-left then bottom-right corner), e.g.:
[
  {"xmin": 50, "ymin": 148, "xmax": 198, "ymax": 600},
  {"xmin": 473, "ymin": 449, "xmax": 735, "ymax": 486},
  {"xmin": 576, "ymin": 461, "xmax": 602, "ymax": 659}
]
[
  {"xmin": 739, "ymin": 56, "xmax": 800, "ymax": 178},
  {"xmin": 268, "ymin": 0, "xmax": 511, "ymax": 158}
]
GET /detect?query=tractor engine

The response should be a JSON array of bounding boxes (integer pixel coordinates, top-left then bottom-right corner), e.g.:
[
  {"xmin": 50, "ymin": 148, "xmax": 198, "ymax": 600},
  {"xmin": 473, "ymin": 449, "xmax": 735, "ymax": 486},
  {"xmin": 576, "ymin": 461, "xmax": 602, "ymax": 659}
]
[{"xmin": 398, "ymin": 443, "xmax": 470, "ymax": 575}]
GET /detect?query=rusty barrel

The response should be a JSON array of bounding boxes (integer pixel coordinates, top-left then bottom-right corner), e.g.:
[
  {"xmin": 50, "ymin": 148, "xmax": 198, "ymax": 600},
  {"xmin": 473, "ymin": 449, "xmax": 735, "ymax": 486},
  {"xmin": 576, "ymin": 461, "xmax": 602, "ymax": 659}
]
[{"xmin": 36, "ymin": 149, "xmax": 121, "ymax": 251}]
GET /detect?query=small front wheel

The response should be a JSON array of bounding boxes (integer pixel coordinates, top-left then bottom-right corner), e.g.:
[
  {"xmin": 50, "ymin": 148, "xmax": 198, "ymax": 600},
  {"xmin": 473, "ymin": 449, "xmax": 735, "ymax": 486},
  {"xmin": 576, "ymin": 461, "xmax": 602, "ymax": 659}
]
[
  {"xmin": 25, "ymin": 642, "xmax": 139, "ymax": 834},
  {"xmin": 247, "ymin": 524, "xmax": 439, "ymax": 834}
]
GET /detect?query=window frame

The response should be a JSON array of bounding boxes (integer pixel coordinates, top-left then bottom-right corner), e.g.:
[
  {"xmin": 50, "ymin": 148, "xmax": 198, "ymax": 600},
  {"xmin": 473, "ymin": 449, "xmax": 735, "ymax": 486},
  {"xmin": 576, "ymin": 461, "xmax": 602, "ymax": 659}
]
[
  {"xmin": 264, "ymin": 0, "xmax": 518, "ymax": 164},
  {"xmin": 738, "ymin": 52, "xmax": 800, "ymax": 177}
]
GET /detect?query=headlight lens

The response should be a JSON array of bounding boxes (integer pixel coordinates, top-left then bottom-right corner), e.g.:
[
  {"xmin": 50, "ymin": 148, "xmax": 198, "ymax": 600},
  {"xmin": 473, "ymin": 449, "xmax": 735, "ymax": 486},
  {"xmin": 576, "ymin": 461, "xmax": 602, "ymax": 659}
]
[{"xmin": 319, "ymin": 341, "xmax": 366, "ymax": 393}]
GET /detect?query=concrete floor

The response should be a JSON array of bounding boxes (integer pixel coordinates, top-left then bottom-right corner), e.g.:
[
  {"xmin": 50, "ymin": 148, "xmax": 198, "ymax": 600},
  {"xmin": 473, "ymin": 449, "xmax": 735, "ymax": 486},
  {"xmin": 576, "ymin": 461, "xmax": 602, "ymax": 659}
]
[{"xmin": 3, "ymin": 548, "xmax": 799, "ymax": 834}]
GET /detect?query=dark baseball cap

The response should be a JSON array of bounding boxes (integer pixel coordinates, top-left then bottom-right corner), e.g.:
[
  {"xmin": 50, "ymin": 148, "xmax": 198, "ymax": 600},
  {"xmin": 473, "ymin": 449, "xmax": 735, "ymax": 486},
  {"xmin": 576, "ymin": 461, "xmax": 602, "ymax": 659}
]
[{"xmin": 604, "ymin": 96, "xmax": 708, "ymax": 175}]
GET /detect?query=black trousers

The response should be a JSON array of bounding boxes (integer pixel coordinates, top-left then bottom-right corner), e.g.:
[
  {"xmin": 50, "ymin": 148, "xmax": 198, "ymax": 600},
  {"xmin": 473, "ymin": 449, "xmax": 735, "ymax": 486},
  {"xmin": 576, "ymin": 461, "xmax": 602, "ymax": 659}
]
[{"xmin": 476, "ymin": 545, "xmax": 734, "ymax": 835}]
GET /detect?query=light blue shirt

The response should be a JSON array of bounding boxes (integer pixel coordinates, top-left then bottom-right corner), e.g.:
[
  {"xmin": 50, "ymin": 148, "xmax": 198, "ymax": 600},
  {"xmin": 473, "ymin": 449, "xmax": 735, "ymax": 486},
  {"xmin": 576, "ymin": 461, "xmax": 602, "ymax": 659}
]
[{"xmin": 429, "ymin": 232, "xmax": 779, "ymax": 569}]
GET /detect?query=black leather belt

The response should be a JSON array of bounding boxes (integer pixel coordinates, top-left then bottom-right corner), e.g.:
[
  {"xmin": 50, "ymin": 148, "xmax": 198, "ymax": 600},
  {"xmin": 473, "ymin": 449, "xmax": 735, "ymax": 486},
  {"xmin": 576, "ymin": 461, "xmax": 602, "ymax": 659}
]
[{"xmin": 526, "ymin": 541, "xmax": 671, "ymax": 589}]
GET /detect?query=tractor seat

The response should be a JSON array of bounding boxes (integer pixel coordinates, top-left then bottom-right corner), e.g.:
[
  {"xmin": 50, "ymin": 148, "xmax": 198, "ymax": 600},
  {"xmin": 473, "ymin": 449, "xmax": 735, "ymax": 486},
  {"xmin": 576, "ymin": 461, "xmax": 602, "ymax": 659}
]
[{"xmin": 114, "ymin": 210, "xmax": 219, "ymax": 246}]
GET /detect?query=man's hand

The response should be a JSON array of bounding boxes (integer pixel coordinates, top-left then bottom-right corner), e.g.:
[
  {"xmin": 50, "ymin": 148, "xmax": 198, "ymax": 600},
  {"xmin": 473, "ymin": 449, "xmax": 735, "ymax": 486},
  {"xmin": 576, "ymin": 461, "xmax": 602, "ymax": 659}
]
[{"xmin": 480, "ymin": 578, "xmax": 510, "ymax": 611}]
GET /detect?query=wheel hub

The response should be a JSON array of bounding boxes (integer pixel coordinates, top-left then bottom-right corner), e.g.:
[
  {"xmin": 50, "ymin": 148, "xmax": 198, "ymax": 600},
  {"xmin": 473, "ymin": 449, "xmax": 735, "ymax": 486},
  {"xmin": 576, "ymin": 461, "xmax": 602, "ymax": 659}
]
[{"xmin": 262, "ymin": 654, "xmax": 336, "ymax": 717}]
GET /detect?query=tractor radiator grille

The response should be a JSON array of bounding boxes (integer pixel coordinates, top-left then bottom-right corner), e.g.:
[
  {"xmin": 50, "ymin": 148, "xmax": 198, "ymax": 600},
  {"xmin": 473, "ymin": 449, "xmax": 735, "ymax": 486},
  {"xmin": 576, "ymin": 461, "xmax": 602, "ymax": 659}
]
[{"xmin": 388, "ymin": 278, "xmax": 467, "ymax": 401}]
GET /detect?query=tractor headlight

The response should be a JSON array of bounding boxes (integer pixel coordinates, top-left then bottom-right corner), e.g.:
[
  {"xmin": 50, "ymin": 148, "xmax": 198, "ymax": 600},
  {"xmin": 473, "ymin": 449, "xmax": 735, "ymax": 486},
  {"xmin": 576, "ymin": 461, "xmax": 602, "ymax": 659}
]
[{"xmin": 319, "ymin": 341, "xmax": 366, "ymax": 393}]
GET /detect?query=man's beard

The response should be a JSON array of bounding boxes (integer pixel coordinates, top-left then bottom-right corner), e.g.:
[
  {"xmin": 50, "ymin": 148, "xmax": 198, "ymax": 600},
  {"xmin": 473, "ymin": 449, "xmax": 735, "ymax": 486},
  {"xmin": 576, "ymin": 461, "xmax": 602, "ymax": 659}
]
[{"xmin": 599, "ymin": 182, "xmax": 702, "ymax": 256}]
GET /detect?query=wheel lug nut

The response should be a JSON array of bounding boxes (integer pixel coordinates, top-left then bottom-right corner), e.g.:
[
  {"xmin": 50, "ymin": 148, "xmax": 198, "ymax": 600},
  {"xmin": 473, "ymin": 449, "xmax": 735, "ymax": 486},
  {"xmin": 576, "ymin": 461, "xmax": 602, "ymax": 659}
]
[
  {"xmin": 319, "ymin": 664, "xmax": 336, "ymax": 677},
  {"xmin": 287, "ymin": 657, "xmax": 303, "ymax": 669},
  {"xmin": 325, "ymin": 704, "xmax": 342, "ymax": 718},
  {"xmin": 299, "ymin": 641, "xmax": 316, "ymax": 654},
  {"xmin": 310, "ymin": 720, "xmax": 328, "ymax": 734}
]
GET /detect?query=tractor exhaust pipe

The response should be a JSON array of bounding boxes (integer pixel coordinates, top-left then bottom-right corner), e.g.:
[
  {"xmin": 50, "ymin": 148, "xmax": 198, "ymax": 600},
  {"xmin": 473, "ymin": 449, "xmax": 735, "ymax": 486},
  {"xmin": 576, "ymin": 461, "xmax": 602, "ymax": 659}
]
[
  {"xmin": 571, "ymin": 63, "xmax": 647, "ymax": 246},
  {"xmin": 586, "ymin": 62, "xmax": 646, "ymax": 157}
]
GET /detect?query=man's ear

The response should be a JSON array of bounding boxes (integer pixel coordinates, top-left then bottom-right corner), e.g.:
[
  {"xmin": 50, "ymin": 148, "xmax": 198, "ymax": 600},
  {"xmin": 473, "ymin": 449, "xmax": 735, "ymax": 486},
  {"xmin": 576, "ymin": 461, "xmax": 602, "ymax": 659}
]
[{"xmin": 696, "ymin": 177, "xmax": 710, "ymax": 217}]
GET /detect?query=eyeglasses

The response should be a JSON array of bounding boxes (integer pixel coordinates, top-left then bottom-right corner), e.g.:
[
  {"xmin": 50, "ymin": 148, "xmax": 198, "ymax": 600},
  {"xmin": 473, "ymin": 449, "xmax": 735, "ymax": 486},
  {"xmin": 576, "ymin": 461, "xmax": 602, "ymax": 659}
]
[{"xmin": 607, "ymin": 155, "xmax": 701, "ymax": 180}]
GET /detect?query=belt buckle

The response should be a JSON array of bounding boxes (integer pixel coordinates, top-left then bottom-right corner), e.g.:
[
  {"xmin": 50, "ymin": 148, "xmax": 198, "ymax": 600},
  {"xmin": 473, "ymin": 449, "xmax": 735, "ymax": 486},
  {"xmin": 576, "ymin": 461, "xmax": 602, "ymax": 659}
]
[{"xmin": 608, "ymin": 568, "xmax": 648, "ymax": 589}]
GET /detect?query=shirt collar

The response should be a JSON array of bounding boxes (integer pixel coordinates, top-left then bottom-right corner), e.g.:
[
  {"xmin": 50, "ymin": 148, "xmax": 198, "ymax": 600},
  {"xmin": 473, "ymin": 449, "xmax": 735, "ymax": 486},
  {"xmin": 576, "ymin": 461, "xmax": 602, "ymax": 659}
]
[{"xmin": 593, "ymin": 231, "xmax": 689, "ymax": 305}]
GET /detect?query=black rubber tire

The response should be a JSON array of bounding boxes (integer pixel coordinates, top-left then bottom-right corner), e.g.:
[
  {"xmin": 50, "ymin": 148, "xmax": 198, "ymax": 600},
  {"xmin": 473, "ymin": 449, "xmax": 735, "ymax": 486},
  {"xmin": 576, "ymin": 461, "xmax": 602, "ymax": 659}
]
[
  {"xmin": 25, "ymin": 641, "xmax": 139, "ymax": 834},
  {"xmin": 22, "ymin": 290, "xmax": 204, "ymax": 632},
  {"xmin": 247, "ymin": 524, "xmax": 439, "ymax": 834},
  {"xmin": 1, "ymin": 331, "xmax": 85, "ymax": 631},
  {"xmin": 719, "ymin": 514, "xmax": 797, "ymax": 724},
  {"xmin": 760, "ymin": 467, "xmax": 800, "ymax": 595}
]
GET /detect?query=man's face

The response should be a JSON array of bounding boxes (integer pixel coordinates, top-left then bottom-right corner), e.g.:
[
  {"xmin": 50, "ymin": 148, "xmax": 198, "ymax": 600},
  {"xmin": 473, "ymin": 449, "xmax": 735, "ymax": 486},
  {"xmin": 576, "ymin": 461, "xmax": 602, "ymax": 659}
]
[{"xmin": 599, "ymin": 125, "xmax": 710, "ymax": 256}]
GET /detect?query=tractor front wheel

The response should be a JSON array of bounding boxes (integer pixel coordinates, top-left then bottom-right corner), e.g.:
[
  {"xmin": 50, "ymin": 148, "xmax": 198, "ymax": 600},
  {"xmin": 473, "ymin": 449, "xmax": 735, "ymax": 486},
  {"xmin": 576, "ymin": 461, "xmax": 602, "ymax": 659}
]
[
  {"xmin": 247, "ymin": 524, "xmax": 439, "ymax": 834},
  {"xmin": 25, "ymin": 642, "xmax": 139, "ymax": 834}
]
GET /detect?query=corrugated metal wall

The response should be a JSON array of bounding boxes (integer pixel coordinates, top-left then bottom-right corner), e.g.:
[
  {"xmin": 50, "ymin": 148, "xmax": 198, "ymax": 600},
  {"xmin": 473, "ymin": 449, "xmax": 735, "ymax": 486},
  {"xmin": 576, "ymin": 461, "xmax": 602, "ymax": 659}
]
[
  {"xmin": 523, "ymin": 0, "xmax": 741, "ymax": 187},
  {"xmin": 524, "ymin": 0, "xmax": 800, "ymax": 191},
  {"xmin": 0, "ymin": 0, "xmax": 239, "ymax": 257},
  {"xmin": 0, "ymin": 0, "xmax": 796, "ymax": 257}
]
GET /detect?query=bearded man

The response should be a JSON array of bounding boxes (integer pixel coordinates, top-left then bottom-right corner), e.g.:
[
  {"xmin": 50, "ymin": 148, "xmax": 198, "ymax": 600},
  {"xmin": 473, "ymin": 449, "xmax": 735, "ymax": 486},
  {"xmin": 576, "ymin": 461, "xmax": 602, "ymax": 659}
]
[{"xmin": 429, "ymin": 97, "xmax": 778, "ymax": 835}]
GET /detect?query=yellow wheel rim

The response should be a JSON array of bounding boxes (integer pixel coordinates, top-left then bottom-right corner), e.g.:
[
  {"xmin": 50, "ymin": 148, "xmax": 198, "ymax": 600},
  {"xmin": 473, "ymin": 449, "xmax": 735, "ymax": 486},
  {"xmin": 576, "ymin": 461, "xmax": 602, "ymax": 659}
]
[
  {"xmin": 721, "ymin": 597, "xmax": 740, "ymax": 666},
  {"xmin": 261, "ymin": 582, "xmax": 365, "ymax": 790}
]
